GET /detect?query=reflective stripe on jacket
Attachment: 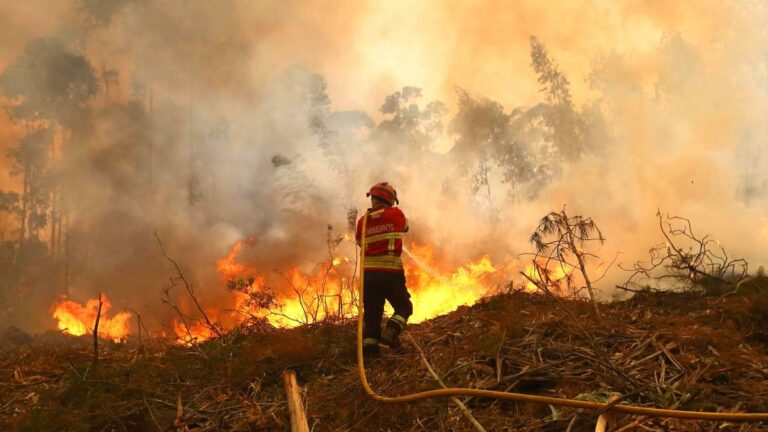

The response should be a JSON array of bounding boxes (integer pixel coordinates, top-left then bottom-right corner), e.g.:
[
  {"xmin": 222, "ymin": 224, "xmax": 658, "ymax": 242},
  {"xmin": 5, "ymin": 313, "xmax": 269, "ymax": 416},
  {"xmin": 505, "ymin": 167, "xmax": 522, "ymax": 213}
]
[{"xmin": 355, "ymin": 205, "xmax": 409, "ymax": 272}]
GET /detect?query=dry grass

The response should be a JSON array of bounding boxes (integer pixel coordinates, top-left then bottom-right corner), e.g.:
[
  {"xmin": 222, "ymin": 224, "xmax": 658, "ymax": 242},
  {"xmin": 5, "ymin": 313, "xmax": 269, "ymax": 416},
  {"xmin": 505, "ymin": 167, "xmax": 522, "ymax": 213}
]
[{"xmin": 1, "ymin": 288, "xmax": 766, "ymax": 431}]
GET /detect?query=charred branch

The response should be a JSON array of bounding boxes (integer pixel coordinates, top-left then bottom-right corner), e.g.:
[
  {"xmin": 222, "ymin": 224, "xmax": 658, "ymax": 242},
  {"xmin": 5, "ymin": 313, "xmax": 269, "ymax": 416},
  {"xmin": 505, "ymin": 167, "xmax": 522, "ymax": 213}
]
[
  {"xmin": 618, "ymin": 210, "xmax": 749, "ymax": 294},
  {"xmin": 155, "ymin": 231, "xmax": 222, "ymax": 341},
  {"xmin": 92, "ymin": 291, "xmax": 103, "ymax": 366}
]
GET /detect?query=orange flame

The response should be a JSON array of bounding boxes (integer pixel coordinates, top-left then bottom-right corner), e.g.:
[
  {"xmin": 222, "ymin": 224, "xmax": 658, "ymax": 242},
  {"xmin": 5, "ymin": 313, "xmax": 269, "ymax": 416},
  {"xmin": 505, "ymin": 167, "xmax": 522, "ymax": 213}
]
[
  {"xmin": 217, "ymin": 239, "xmax": 253, "ymax": 280},
  {"xmin": 404, "ymin": 243, "xmax": 511, "ymax": 322},
  {"xmin": 177, "ymin": 237, "xmax": 526, "ymax": 342},
  {"xmin": 264, "ymin": 267, "xmax": 355, "ymax": 327},
  {"xmin": 53, "ymin": 295, "xmax": 132, "ymax": 342},
  {"xmin": 173, "ymin": 309, "xmax": 220, "ymax": 344},
  {"xmin": 522, "ymin": 260, "xmax": 574, "ymax": 293}
]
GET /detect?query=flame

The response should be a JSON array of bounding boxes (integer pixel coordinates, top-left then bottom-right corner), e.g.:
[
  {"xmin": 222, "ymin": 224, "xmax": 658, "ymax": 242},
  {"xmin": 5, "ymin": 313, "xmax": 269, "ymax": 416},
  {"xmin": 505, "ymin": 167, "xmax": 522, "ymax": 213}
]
[
  {"xmin": 186, "ymin": 238, "xmax": 523, "ymax": 341},
  {"xmin": 173, "ymin": 312, "xmax": 220, "ymax": 343},
  {"xmin": 217, "ymin": 239, "xmax": 251, "ymax": 280},
  {"xmin": 522, "ymin": 260, "xmax": 574, "ymax": 293},
  {"xmin": 53, "ymin": 295, "xmax": 132, "ymax": 342},
  {"xmin": 213, "ymin": 241, "xmax": 357, "ymax": 331},
  {"xmin": 265, "ymin": 267, "xmax": 355, "ymax": 327},
  {"xmin": 406, "ymin": 251, "xmax": 500, "ymax": 323},
  {"xmin": 259, "ymin": 243, "xmax": 515, "ymax": 327}
]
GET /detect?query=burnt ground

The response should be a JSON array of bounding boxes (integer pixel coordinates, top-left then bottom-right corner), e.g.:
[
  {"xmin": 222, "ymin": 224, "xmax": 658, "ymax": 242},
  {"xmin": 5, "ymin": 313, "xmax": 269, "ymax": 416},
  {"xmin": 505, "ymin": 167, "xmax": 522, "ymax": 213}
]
[{"xmin": 1, "ymin": 280, "xmax": 767, "ymax": 431}]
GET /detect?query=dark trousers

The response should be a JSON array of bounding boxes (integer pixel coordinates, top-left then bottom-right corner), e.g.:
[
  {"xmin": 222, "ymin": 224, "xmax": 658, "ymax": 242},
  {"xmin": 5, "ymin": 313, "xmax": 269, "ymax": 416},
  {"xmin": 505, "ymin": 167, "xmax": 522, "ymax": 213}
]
[{"xmin": 363, "ymin": 270, "xmax": 413, "ymax": 342}]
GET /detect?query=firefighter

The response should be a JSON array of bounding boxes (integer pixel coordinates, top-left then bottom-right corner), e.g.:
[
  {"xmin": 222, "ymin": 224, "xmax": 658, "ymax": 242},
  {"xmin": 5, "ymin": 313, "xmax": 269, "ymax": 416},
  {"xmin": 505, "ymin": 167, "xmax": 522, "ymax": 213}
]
[{"xmin": 356, "ymin": 182, "xmax": 413, "ymax": 358}]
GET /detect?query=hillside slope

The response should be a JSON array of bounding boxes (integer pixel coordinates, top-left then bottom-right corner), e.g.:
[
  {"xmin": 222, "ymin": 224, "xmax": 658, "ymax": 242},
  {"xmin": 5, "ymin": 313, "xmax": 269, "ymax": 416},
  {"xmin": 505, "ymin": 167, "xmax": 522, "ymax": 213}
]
[{"xmin": 2, "ymin": 284, "xmax": 767, "ymax": 431}]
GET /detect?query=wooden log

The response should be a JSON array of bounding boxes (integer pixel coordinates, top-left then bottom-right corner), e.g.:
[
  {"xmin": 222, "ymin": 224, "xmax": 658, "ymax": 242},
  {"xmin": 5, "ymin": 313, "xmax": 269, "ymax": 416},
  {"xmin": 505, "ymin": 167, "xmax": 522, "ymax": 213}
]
[
  {"xmin": 407, "ymin": 333, "xmax": 488, "ymax": 432},
  {"xmin": 283, "ymin": 370, "xmax": 309, "ymax": 432},
  {"xmin": 595, "ymin": 395, "xmax": 620, "ymax": 432}
]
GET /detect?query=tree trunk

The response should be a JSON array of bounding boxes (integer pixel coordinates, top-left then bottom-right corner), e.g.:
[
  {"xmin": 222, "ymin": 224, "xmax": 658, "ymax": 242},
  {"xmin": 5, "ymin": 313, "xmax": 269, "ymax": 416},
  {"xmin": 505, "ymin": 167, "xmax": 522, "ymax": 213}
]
[
  {"xmin": 92, "ymin": 292, "xmax": 103, "ymax": 367},
  {"xmin": 562, "ymin": 211, "xmax": 601, "ymax": 320},
  {"xmin": 56, "ymin": 205, "xmax": 63, "ymax": 262},
  {"xmin": 19, "ymin": 122, "xmax": 29, "ymax": 248},
  {"xmin": 50, "ymin": 186, "xmax": 57, "ymax": 259},
  {"xmin": 64, "ymin": 214, "xmax": 70, "ymax": 298},
  {"xmin": 50, "ymin": 130, "xmax": 57, "ymax": 260},
  {"xmin": 573, "ymin": 245, "xmax": 601, "ymax": 319}
]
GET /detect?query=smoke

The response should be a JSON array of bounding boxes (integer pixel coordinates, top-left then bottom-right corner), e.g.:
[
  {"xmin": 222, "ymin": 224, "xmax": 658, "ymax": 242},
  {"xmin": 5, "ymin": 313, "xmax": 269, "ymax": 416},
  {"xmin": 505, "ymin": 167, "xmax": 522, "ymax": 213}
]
[{"xmin": 0, "ymin": 0, "xmax": 766, "ymax": 332}]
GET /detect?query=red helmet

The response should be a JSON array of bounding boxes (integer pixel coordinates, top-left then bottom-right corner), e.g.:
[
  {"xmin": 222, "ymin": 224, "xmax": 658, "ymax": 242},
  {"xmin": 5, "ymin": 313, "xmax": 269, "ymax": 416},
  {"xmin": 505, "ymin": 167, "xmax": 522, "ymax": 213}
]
[{"xmin": 367, "ymin": 182, "xmax": 399, "ymax": 205}]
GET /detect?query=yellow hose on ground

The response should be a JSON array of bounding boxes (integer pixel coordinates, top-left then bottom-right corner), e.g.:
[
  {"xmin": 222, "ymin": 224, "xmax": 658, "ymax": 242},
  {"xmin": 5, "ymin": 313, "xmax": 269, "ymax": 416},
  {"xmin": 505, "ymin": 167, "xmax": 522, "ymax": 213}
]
[{"xmin": 356, "ymin": 212, "xmax": 768, "ymax": 422}]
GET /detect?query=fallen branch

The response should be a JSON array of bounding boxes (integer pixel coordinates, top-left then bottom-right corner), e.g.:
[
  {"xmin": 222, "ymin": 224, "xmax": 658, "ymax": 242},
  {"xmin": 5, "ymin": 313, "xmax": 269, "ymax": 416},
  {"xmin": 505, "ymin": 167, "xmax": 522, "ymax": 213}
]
[
  {"xmin": 618, "ymin": 210, "xmax": 748, "ymax": 293},
  {"xmin": 716, "ymin": 275, "xmax": 757, "ymax": 302},
  {"xmin": 407, "ymin": 332, "xmax": 488, "ymax": 432},
  {"xmin": 594, "ymin": 394, "xmax": 619, "ymax": 432},
  {"xmin": 283, "ymin": 370, "xmax": 309, "ymax": 432},
  {"xmin": 142, "ymin": 396, "xmax": 164, "ymax": 432}
]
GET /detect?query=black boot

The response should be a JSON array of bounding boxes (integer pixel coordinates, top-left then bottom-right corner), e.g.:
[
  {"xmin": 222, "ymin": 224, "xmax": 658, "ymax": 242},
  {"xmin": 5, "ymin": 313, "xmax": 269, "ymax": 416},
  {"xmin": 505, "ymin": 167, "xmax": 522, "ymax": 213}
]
[
  {"xmin": 381, "ymin": 322, "xmax": 403, "ymax": 352},
  {"xmin": 362, "ymin": 341, "xmax": 381, "ymax": 359}
]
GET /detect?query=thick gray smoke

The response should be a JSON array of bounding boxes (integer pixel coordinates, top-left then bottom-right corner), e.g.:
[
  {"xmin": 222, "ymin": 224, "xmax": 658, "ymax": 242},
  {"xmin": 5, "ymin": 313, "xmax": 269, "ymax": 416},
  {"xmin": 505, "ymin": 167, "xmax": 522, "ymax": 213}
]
[{"xmin": 0, "ymin": 0, "xmax": 765, "ymax": 333}]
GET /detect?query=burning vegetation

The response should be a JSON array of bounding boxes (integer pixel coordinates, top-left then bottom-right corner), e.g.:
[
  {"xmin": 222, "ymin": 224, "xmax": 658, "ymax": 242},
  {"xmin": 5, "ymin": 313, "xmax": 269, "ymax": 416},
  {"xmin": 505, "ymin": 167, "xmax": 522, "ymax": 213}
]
[{"xmin": 52, "ymin": 295, "xmax": 131, "ymax": 342}]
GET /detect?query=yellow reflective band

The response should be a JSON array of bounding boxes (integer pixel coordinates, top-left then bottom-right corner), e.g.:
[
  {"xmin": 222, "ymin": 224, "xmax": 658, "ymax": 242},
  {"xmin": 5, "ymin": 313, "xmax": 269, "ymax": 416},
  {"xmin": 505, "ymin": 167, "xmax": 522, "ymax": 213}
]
[
  {"xmin": 391, "ymin": 314, "xmax": 407, "ymax": 327},
  {"xmin": 388, "ymin": 238, "xmax": 395, "ymax": 255},
  {"xmin": 365, "ymin": 232, "xmax": 403, "ymax": 245},
  {"xmin": 364, "ymin": 264, "xmax": 403, "ymax": 270},
  {"xmin": 363, "ymin": 257, "xmax": 404, "ymax": 270},
  {"xmin": 364, "ymin": 256, "xmax": 402, "ymax": 264},
  {"xmin": 364, "ymin": 260, "xmax": 403, "ymax": 266},
  {"xmin": 363, "ymin": 338, "xmax": 379, "ymax": 346},
  {"xmin": 363, "ymin": 253, "xmax": 404, "ymax": 269}
]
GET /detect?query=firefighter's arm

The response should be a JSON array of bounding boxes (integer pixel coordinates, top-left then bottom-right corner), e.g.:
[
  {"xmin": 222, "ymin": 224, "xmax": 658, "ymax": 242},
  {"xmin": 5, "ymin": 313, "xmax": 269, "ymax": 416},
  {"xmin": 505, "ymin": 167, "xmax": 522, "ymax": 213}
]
[
  {"xmin": 396, "ymin": 208, "xmax": 409, "ymax": 233},
  {"xmin": 355, "ymin": 217, "xmax": 362, "ymax": 245}
]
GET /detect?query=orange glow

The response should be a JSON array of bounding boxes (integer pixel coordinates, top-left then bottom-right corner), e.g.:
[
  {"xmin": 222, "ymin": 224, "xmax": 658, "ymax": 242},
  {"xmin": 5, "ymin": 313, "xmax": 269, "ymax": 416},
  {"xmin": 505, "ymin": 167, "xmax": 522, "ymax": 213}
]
[
  {"xmin": 53, "ymin": 295, "xmax": 131, "ymax": 342},
  {"xmin": 522, "ymin": 260, "xmax": 574, "ymax": 294},
  {"xmin": 264, "ymin": 267, "xmax": 355, "ymax": 328},
  {"xmin": 177, "ymin": 238, "xmax": 521, "ymax": 342},
  {"xmin": 173, "ymin": 316, "xmax": 218, "ymax": 344},
  {"xmin": 404, "ymin": 244, "xmax": 512, "ymax": 323},
  {"xmin": 217, "ymin": 238, "xmax": 255, "ymax": 280},
  {"xmin": 214, "ymin": 241, "xmax": 358, "ymax": 330}
]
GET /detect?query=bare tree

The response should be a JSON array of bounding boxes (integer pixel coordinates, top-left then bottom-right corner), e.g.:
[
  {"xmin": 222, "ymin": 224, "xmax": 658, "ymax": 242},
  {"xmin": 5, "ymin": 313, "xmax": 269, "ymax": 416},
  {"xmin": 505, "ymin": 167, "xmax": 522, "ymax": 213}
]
[
  {"xmin": 529, "ymin": 207, "xmax": 605, "ymax": 319},
  {"xmin": 155, "ymin": 231, "xmax": 222, "ymax": 341},
  {"xmin": 618, "ymin": 210, "xmax": 748, "ymax": 294}
]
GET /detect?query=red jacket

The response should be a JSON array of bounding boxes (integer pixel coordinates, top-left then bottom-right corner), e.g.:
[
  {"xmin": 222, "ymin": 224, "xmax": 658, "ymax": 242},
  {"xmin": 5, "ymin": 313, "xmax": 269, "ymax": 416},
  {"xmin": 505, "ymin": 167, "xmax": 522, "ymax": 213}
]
[{"xmin": 355, "ymin": 205, "xmax": 409, "ymax": 272}]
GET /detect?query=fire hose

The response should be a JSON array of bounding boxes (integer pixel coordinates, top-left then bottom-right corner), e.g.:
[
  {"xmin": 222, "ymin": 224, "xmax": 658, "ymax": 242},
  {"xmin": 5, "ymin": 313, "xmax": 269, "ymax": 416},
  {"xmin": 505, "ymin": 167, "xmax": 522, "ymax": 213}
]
[{"xmin": 356, "ymin": 213, "xmax": 768, "ymax": 422}]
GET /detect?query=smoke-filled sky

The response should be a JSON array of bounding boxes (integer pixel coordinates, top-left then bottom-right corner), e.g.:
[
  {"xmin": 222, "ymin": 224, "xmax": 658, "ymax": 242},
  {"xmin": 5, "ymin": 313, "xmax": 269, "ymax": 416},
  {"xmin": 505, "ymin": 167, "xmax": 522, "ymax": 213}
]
[{"xmin": 0, "ymin": 0, "xmax": 766, "ymax": 332}]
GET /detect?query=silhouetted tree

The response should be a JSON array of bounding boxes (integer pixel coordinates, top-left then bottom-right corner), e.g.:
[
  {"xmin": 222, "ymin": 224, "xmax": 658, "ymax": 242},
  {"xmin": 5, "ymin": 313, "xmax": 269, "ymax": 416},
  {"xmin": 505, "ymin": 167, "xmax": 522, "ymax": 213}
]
[
  {"xmin": 375, "ymin": 86, "xmax": 447, "ymax": 154},
  {"xmin": 529, "ymin": 36, "xmax": 586, "ymax": 160},
  {"xmin": 0, "ymin": 37, "xmax": 97, "ymax": 129},
  {"xmin": 449, "ymin": 89, "xmax": 536, "ymax": 204},
  {"xmin": 0, "ymin": 36, "xmax": 98, "ymax": 261},
  {"xmin": 530, "ymin": 208, "xmax": 605, "ymax": 319}
]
